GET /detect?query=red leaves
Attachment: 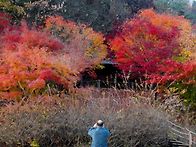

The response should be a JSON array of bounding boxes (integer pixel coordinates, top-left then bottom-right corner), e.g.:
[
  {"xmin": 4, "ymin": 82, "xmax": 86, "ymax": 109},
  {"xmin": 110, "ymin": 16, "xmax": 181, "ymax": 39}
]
[
  {"xmin": 1, "ymin": 21, "xmax": 64, "ymax": 51},
  {"xmin": 19, "ymin": 26, "xmax": 64, "ymax": 51},
  {"xmin": 39, "ymin": 69, "xmax": 62, "ymax": 84},
  {"xmin": 110, "ymin": 9, "xmax": 192, "ymax": 80},
  {"xmin": 28, "ymin": 78, "xmax": 46, "ymax": 90},
  {"xmin": 110, "ymin": 37, "xmax": 124, "ymax": 51},
  {"xmin": 0, "ymin": 12, "xmax": 11, "ymax": 33},
  {"xmin": 148, "ymin": 61, "xmax": 196, "ymax": 86},
  {"xmin": 0, "ymin": 13, "xmax": 107, "ymax": 100}
]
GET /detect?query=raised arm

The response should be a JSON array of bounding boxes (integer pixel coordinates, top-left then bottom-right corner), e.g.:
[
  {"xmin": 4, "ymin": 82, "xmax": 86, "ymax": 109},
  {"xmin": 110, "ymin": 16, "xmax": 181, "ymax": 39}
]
[{"xmin": 88, "ymin": 127, "xmax": 96, "ymax": 137}]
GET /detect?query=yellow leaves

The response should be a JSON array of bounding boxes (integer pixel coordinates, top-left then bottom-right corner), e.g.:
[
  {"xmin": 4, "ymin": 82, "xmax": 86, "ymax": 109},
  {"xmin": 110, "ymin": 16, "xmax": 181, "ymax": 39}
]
[
  {"xmin": 98, "ymin": 44, "xmax": 107, "ymax": 57},
  {"xmin": 82, "ymin": 29, "xmax": 107, "ymax": 65},
  {"xmin": 92, "ymin": 34, "xmax": 104, "ymax": 46},
  {"xmin": 45, "ymin": 15, "xmax": 107, "ymax": 70},
  {"xmin": 181, "ymin": 48, "xmax": 192, "ymax": 58},
  {"xmin": 173, "ymin": 48, "xmax": 192, "ymax": 62},
  {"xmin": 0, "ymin": 0, "xmax": 25, "ymax": 15},
  {"xmin": 83, "ymin": 27, "xmax": 93, "ymax": 36},
  {"xmin": 85, "ymin": 37, "xmax": 106, "ymax": 55},
  {"xmin": 30, "ymin": 139, "xmax": 40, "ymax": 147},
  {"xmin": 52, "ymin": 59, "xmax": 71, "ymax": 77}
]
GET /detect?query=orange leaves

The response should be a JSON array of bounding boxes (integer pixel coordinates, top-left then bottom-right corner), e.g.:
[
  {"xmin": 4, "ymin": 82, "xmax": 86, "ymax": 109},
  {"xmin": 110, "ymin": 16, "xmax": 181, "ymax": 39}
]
[
  {"xmin": 139, "ymin": 9, "xmax": 191, "ymax": 32},
  {"xmin": 0, "ymin": 14, "xmax": 107, "ymax": 100},
  {"xmin": 0, "ymin": 91, "xmax": 22, "ymax": 100},
  {"xmin": 110, "ymin": 10, "xmax": 177, "ymax": 75},
  {"xmin": 110, "ymin": 9, "xmax": 195, "ymax": 79},
  {"xmin": 44, "ymin": 16, "xmax": 107, "ymax": 72},
  {"xmin": 139, "ymin": 9, "xmax": 194, "ymax": 56},
  {"xmin": 0, "ymin": 74, "xmax": 17, "ymax": 91},
  {"xmin": 110, "ymin": 37, "xmax": 124, "ymax": 51}
]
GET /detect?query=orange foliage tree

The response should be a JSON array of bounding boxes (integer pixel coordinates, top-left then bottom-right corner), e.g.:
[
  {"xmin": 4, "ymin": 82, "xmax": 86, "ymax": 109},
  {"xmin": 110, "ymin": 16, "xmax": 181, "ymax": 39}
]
[
  {"xmin": 45, "ymin": 16, "xmax": 107, "ymax": 74},
  {"xmin": 0, "ymin": 13, "xmax": 107, "ymax": 100},
  {"xmin": 110, "ymin": 9, "xmax": 195, "ymax": 105},
  {"xmin": 110, "ymin": 9, "xmax": 193, "ymax": 75}
]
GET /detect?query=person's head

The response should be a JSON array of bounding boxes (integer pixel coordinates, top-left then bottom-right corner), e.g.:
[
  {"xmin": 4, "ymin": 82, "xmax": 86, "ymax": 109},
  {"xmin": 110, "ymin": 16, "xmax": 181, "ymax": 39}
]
[{"xmin": 97, "ymin": 120, "xmax": 104, "ymax": 127}]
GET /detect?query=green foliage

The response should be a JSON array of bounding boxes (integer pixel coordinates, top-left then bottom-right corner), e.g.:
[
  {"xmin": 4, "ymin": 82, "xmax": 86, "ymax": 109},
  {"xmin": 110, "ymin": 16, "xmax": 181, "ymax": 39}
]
[
  {"xmin": 171, "ymin": 81, "xmax": 196, "ymax": 109},
  {"xmin": 154, "ymin": 0, "xmax": 190, "ymax": 15},
  {"xmin": 153, "ymin": 0, "xmax": 196, "ymax": 24},
  {"xmin": 0, "ymin": 0, "xmax": 25, "ymax": 22},
  {"xmin": 186, "ymin": 1, "xmax": 196, "ymax": 24},
  {"xmin": 30, "ymin": 139, "xmax": 40, "ymax": 147},
  {"xmin": 21, "ymin": 0, "xmax": 154, "ymax": 34}
]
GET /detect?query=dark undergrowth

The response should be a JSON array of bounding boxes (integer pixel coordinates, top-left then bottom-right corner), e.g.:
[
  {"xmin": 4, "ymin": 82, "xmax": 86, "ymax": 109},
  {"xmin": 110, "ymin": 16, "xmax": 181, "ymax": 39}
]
[{"xmin": 0, "ymin": 88, "xmax": 171, "ymax": 147}]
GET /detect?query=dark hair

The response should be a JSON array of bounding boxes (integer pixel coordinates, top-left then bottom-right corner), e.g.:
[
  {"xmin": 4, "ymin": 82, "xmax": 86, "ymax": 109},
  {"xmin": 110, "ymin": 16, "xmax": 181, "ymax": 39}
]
[{"xmin": 97, "ymin": 121, "xmax": 104, "ymax": 127}]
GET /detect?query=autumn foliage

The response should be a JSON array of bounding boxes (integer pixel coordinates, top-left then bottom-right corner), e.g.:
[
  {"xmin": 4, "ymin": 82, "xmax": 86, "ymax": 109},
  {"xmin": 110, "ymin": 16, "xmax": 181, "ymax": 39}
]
[
  {"xmin": 110, "ymin": 9, "xmax": 192, "ymax": 74},
  {"xmin": 0, "ymin": 13, "xmax": 107, "ymax": 100},
  {"xmin": 45, "ymin": 16, "xmax": 107, "ymax": 73},
  {"xmin": 110, "ymin": 9, "xmax": 195, "ymax": 104}
]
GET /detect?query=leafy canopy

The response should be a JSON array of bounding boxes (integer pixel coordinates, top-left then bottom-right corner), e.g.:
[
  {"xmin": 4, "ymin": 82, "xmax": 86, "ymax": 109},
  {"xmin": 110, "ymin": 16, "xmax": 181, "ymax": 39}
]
[{"xmin": 0, "ymin": 13, "xmax": 107, "ymax": 100}]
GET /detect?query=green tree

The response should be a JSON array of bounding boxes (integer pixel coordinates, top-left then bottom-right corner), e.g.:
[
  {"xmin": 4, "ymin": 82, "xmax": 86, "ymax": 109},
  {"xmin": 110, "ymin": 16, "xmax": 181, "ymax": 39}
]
[
  {"xmin": 14, "ymin": 0, "xmax": 154, "ymax": 34},
  {"xmin": 0, "ymin": 0, "xmax": 25, "ymax": 22},
  {"xmin": 186, "ymin": 1, "xmax": 196, "ymax": 24},
  {"xmin": 154, "ymin": 0, "xmax": 190, "ymax": 15}
]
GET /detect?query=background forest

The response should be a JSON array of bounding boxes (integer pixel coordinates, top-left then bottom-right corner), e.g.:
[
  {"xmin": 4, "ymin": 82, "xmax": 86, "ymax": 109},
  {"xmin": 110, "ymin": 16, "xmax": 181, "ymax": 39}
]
[{"xmin": 0, "ymin": 0, "xmax": 195, "ymax": 146}]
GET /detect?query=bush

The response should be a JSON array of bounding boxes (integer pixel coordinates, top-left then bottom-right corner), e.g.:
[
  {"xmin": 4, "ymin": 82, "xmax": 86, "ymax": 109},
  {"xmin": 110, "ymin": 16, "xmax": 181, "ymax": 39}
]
[
  {"xmin": 0, "ymin": 89, "xmax": 169, "ymax": 146},
  {"xmin": 109, "ymin": 9, "xmax": 196, "ymax": 107},
  {"xmin": 0, "ymin": 13, "xmax": 107, "ymax": 100}
]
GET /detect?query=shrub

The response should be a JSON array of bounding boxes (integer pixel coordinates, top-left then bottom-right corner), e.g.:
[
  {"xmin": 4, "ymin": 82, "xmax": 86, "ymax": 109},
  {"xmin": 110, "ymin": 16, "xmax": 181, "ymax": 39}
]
[
  {"xmin": 0, "ymin": 89, "xmax": 169, "ymax": 146},
  {"xmin": 0, "ymin": 14, "xmax": 107, "ymax": 100}
]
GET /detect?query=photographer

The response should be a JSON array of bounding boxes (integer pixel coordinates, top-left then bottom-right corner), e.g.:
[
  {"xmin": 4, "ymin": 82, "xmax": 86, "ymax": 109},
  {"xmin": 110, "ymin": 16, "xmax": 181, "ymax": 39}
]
[{"xmin": 88, "ymin": 120, "xmax": 110, "ymax": 147}]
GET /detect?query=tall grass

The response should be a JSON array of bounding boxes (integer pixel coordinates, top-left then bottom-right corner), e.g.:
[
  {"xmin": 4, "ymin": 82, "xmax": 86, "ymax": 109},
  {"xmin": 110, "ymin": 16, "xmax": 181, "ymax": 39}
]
[{"xmin": 0, "ymin": 88, "xmax": 170, "ymax": 146}]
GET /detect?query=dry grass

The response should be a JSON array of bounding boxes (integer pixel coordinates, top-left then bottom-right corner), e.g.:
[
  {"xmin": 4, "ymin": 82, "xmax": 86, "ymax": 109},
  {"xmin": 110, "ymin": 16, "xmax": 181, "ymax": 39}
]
[{"xmin": 0, "ymin": 88, "xmax": 170, "ymax": 147}]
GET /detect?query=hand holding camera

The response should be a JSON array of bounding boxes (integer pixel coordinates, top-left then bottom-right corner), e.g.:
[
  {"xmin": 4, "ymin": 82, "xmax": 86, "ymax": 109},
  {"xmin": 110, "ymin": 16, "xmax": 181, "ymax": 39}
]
[{"xmin": 93, "ymin": 120, "xmax": 104, "ymax": 128}]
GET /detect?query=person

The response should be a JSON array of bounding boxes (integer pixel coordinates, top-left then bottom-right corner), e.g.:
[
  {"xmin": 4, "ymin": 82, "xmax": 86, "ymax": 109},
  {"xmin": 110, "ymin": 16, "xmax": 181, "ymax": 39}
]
[{"xmin": 88, "ymin": 120, "xmax": 110, "ymax": 147}]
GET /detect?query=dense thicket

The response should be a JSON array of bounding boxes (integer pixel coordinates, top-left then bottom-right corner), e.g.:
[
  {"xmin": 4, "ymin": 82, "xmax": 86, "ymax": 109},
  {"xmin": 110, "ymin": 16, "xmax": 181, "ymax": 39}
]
[
  {"xmin": 0, "ymin": 13, "xmax": 107, "ymax": 100},
  {"xmin": 0, "ymin": 92, "xmax": 169, "ymax": 146}
]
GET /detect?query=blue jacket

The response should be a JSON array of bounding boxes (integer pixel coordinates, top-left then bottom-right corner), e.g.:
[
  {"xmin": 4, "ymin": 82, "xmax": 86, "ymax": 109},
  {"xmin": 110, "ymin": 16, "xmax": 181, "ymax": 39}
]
[{"xmin": 88, "ymin": 127, "xmax": 110, "ymax": 147}]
